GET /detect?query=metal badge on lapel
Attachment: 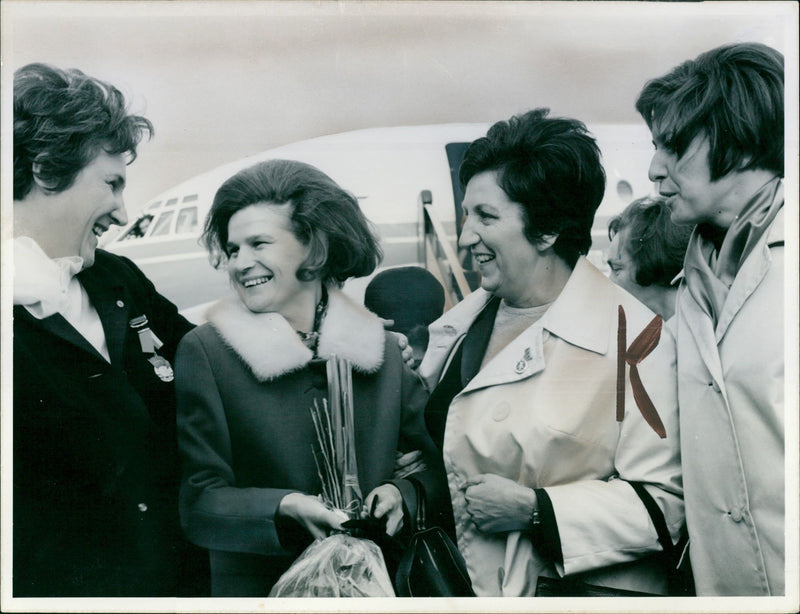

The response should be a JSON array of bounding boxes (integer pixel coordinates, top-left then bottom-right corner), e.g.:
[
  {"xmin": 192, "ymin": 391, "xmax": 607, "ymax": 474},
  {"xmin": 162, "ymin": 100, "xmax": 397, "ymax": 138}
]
[
  {"xmin": 148, "ymin": 355, "xmax": 174, "ymax": 382},
  {"xmin": 130, "ymin": 315, "xmax": 174, "ymax": 382},
  {"xmin": 515, "ymin": 347, "xmax": 533, "ymax": 374}
]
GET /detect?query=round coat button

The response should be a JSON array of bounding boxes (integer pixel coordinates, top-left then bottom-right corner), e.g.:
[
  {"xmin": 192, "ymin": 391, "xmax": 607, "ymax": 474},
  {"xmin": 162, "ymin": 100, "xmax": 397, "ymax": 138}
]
[
  {"xmin": 116, "ymin": 300, "xmax": 125, "ymax": 308},
  {"xmin": 492, "ymin": 401, "xmax": 511, "ymax": 422},
  {"xmin": 138, "ymin": 503, "xmax": 148, "ymax": 512},
  {"xmin": 730, "ymin": 508, "xmax": 743, "ymax": 522}
]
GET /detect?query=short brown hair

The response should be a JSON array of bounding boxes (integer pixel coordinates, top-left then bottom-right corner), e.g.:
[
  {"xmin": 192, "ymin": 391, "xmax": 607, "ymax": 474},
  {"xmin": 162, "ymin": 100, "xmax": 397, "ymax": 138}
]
[
  {"xmin": 204, "ymin": 159, "xmax": 382, "ymax": 287},
  {"xmin": 459, "ymin": 108, "xmax": 606, "ymax": 268},
  {"xmin": 14, "ymin": 63, "xmax": 152, "ymax": 200},
  {"xmin": 636, "ymin": 42, "xmax": 783, "ymax": 180}
]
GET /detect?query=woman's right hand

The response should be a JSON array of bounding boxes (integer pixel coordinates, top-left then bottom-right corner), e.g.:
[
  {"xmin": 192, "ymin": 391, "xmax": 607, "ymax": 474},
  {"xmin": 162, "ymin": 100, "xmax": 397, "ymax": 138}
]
[{"xmin": 277, "ymin": 493, "xmax": 349, "ymax": 540}]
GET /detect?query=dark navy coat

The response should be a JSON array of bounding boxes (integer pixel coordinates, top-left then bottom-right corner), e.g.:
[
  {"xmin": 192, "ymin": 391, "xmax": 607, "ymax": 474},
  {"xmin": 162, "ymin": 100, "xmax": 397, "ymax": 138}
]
[{"xmin": 13, "ymin": 250, "xmax": 207, "ymax": 597}]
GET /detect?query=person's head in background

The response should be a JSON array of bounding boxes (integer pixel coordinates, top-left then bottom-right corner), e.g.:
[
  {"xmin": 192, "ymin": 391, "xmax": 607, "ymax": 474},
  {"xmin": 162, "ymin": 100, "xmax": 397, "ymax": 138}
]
[
  {"xmin": 635, "ymin": 42, "xmax": 783, "ymax": 238},
  {"xmin": 607, "ymin": 196, "xmax": 693, "ymax": 320},
  {"xmin": 14, "ymin": 63, "xmax": 153, "ymax": 268},
  {"xmin": 364, "ymin": 266, "xmax": 445, "ymax": 367}
]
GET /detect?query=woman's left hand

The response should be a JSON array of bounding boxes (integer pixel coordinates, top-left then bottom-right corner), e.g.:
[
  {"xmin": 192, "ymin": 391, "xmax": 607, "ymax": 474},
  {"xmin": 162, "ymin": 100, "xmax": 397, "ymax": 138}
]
[
  {"xmin": 364, "ymin": 483, "xmax": 405, "ymax": 536},
  {"xmin": 462, "ymin": 474, "xmax": 537, "ymax": 534},
  {"xmin": 381, "ymin": 323, "xmax": 415, "ymax": 368}
]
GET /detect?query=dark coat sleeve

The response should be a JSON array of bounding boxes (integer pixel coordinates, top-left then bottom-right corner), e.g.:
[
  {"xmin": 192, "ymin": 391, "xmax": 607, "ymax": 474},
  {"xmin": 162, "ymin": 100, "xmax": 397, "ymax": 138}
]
[
  {"xmin": 387, "ymin": 348, "xmax": 449, "ymax": 530},
  {"xmin": 175, "ymin": 329, "xmax": 299, "ymax": 556}
]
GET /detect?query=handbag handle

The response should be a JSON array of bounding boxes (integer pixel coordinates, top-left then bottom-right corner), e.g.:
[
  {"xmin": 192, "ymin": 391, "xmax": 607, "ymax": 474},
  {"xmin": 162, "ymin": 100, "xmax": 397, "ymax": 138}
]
[
  {"xmin": 409, "ymin": 477, "xmax": 426, "ymax": 532},
  {"xmin": 628, "ymin": 481, "xmax": 695, "ymax": 595},
  {"xmin": 628, "ymin": 481, "xmax": 674, "ymax": 559}
]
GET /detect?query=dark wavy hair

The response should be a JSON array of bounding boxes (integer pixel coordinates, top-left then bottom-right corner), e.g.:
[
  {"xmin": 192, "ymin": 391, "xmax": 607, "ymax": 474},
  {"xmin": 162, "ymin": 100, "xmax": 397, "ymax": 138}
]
[
  {"xmin": 608, "ymin": 196, "xmax": 693, "ymax": 288},
  {"xmin": 459, "ymin": 108, "xmax": 606, "ymax": 268},
  {"xmin": 203, "ymin": 159, "xmax": 382, "ymax": 287},
  {"xmin": 635, "ymin": 42, "xmax": 784, "ymax": 180},
  {"xmin": 14, "ymin": 63, "xmax": 153, "ymax": 200}
]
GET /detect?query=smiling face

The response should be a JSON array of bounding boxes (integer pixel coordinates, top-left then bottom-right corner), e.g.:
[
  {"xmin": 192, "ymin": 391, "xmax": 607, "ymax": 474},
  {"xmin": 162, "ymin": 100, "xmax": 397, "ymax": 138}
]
[
  {"xmin": 458, "ymin": 170, "xmax": 544, "ymax": 307},
  {"xmin": 647, "ymin": 132, "xmax": 743, "ymax": 229},
  {"xmin": 226, "ymin": 202, "xmax": 317, "ymax": 318},
  {"xmin": 35, "ymin": 150, "xmax": 129, "ymax": 267}
]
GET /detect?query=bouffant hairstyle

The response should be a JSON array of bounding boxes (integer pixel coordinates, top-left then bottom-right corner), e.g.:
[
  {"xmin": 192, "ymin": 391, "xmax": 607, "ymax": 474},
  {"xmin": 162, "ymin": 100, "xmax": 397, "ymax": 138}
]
[
  {"xmin": 608, "ymin": 196, "xmax": 693, "ymax": 288},
  {"xmin": 459, "ymin": 108, "xmax": 606, "ymax": 268},
  {"xmin": 635, "ymin": 42, "xmax": 784, "ymax": 180},
  {"xmin": 14, "ymin": 63, "xmax": 153, "ymax": 200},
  {"xmin": 203, "ymin": 159, "xmax": 382, "ymax": 287}
]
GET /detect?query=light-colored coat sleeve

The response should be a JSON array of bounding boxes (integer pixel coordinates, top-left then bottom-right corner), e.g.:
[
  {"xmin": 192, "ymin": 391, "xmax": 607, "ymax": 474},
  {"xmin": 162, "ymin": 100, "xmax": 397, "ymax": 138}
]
[{"xmin": 542, "ymin": 322, "xmax": 684, "ymax": 577}]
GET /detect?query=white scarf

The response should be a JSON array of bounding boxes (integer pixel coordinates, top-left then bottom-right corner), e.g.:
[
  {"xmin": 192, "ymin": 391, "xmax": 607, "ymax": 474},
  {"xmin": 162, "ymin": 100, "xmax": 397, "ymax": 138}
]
[
  {"xmin": 13, "ymin": 237, "xmax": 84, "ymax": 317},
  {"xmin": 14, "ymin": 237, "xmax": 110, "ymax": 361}
]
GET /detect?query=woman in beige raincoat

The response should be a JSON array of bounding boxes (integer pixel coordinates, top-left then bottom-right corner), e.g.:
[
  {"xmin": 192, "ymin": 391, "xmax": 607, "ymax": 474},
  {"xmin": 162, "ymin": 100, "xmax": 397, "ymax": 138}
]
[
  {"xmin": 636, "ymin": 42, "xmax": 785, "ymax": 596},
  {"xmin": 419, "ymin": 109, "xmax": 684, "ymax": 597}
]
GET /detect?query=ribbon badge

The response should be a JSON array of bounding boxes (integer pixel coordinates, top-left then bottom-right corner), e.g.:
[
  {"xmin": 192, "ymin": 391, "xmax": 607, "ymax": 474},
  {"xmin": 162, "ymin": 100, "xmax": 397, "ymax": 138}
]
[
  {"xmin": 616, "ymin": 305, "xmax": 666, "ymax": 438},
  {"xmin": 514, "ymin": 347, "xmax": 533, "ymax": 374},
  {"xmin": 130, "ymin": 315, "xmax": 174, "ymax": 383}
]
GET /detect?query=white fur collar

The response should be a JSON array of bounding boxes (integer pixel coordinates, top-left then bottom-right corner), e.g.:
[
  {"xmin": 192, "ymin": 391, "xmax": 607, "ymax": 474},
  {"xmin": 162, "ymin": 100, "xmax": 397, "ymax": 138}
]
[{"xmin": 205, "ymin": 288, "xmax": 385, "ymax": 381}]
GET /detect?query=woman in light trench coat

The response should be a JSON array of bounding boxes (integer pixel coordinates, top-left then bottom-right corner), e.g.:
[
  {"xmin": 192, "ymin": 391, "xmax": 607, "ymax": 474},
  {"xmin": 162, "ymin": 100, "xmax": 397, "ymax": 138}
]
[
  {"xmin": 418, "ymin": 109, "xmax": 685, "ymax": 597},
  {"xmin": 636, "ymin": 42, "xmax": 785, "ymax": 596}
]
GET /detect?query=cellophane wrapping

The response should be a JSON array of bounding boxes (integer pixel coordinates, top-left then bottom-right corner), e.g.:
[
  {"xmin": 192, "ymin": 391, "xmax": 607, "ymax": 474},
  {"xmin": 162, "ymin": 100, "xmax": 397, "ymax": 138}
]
[
  {"xmin": 269, "ymin": 356, "xmax": 395, "ymax": 597},
  {"xmin": 268, "ymin": 533, "xmax": 394, "ymax": 597}
]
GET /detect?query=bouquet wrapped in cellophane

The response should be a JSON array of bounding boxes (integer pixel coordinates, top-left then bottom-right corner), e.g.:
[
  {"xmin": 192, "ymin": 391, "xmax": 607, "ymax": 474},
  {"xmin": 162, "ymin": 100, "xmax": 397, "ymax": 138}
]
[{"xmin": 269, "ymin": 356, "xmax": 395, "ymax": 597}]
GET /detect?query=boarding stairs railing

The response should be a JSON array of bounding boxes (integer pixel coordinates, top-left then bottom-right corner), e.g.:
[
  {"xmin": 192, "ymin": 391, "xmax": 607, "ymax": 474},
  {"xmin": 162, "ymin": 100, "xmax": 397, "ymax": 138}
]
[{"xmin": 418, "ymin": 190, "xmax": 476, "ymax": 310}]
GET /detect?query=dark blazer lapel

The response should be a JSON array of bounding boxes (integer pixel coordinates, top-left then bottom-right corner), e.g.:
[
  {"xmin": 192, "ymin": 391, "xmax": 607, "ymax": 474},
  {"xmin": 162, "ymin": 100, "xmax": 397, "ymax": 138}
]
[
  {"xmin": 460, "ymin": 296, "xmax": 501, "ymax": 388},
  {"xmin": 77, "ymin": 264, "xmax": 130, "ymax": 367},
  {"xmin": 14, "ymin": 305, "xmax": 107, "ymax": 362}
]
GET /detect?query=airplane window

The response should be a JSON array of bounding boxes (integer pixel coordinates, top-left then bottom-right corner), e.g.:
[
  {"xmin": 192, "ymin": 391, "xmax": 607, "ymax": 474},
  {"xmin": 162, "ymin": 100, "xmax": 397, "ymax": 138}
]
[
  {"xmin": 120, "ymin": 214, "xmax": 154, "ymax": 240},
  {"xmin": 175, "ymin": 207, "xmax": 198, "ymax": 234},
  {"xmin": 145, "ymin": 201, "xmax": 163, "ymax": 211},
  {"xmin": 149, "ymin": 211, "xmax": 175, "ymax": 237},
  {"xmin": 182, "ymin": 194, "xmax": 199, "ymax": 203},
  {"xmin": 165, "ymin": 198, "xmax": 179, "ymax": 208}
]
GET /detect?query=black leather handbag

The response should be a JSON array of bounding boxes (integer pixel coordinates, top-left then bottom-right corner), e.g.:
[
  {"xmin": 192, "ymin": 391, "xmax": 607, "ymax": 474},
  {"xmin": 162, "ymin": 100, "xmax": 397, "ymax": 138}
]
[{"xmin": 394, "ymin": 479, "xmax": 475, "ymax": 597}]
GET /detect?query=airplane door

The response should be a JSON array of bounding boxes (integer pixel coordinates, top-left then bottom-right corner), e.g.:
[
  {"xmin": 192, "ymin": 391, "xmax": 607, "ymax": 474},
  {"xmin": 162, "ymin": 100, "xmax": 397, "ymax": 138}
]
[
  {"xmin": 445, "ymin": 141, "xmax": 480, "ymax": 290},
  {"xmin": 445, "ymin": 142, "xmax": 470, "ymax": 237}
]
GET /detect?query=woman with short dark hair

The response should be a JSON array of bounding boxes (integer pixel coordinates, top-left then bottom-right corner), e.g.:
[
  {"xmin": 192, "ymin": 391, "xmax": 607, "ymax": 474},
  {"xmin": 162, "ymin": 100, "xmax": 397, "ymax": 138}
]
[
  {"xmin": 419, "ymin": 109, "xmax": 684, "ymax": 596},
  {"xmin": 176, "ymin": 159, "xmax": 444, "ymax": 596}
]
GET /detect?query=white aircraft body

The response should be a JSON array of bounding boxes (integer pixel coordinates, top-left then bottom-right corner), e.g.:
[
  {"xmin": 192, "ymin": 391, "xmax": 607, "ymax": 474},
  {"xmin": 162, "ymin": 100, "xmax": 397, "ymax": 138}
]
[{"xmin": 105, "ymin": 123, "xmax": 655, "ymax": 314}]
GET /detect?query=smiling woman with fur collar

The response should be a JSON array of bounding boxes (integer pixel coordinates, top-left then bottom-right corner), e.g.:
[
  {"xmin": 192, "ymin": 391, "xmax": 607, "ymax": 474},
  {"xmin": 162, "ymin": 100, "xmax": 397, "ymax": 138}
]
[{"xmin": 175, "ymin": 159, "xmax": 445, "ymax": 596}]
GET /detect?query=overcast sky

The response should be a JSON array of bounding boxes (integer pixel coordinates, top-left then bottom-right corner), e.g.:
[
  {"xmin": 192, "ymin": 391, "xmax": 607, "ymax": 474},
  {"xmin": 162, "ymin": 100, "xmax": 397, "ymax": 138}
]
[{"xmin": 2, "ymin": 1, "xmax": 796, "ymax": 213}]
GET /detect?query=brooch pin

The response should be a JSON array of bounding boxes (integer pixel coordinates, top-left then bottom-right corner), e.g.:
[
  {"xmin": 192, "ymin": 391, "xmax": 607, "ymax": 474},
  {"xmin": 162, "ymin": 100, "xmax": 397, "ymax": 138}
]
[
  {"xmin": 130, "ymin": 315, "xmax": 174, "ymax": 382},
  {"xmin": 515, "ymin": 347, "xmax": 533, "ymax": 374}
]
